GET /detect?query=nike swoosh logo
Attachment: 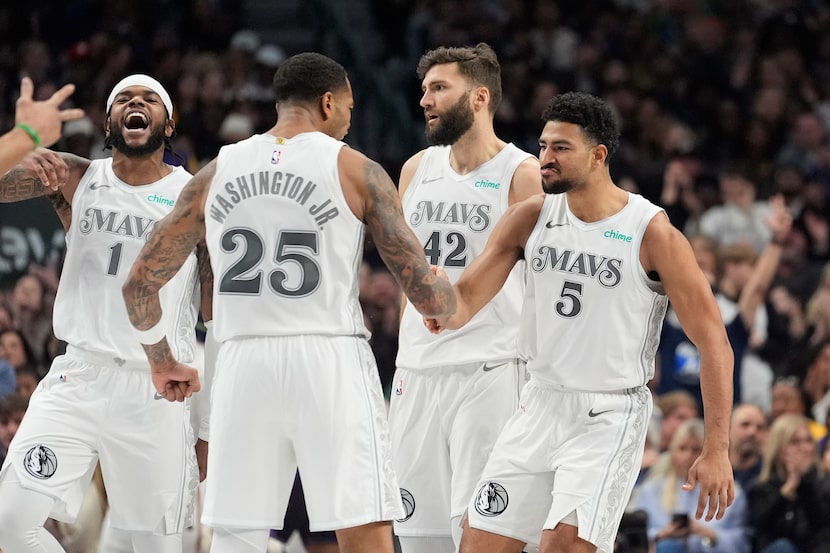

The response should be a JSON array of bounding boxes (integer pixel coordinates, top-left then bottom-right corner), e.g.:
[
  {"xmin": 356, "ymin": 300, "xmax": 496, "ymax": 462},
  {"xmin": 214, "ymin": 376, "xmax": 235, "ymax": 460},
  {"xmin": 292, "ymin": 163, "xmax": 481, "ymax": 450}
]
[
  {"xmin": 546, "ymin": 221, "xmax": 569, "ymax": 229},
  {"xmin": 153, "ymin": 392, "xmax": 165, "ymax": 400},
  {"xmin": 588, "ymin": 408, "xmax": 613, "ymax": 417},
  {"xmin": 421, "ymin": 176, "xmax": 443, "ymax": 184},
  {"xmin": 483, "ymin": 362, "xmax": 508, "ymax": 372},
  {"xmin": 89, "ymin": 182, "xmax": 111, "ymax": 190}
]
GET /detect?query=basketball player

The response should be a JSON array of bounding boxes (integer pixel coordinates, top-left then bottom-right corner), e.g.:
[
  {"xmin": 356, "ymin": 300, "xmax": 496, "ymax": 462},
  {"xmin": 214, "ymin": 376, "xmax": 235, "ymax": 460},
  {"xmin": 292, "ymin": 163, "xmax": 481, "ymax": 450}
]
[
  {"xmin": 1, "ymin": 77, "xmax": 84, "ymax": 175},
  {"xmin": 0, "ymin": 74, "xmax": 212, "ymax": 553},
  {"xmin": 389, "ymin": 43, "xmax": 540, "ymax": 553},
  {"xmin": 426, "ymin": 92, "xmax": 735, "ymax": 553},
  {"xmin": 121, "ymin": 53, "xmax": 456, "ymax": 553}
]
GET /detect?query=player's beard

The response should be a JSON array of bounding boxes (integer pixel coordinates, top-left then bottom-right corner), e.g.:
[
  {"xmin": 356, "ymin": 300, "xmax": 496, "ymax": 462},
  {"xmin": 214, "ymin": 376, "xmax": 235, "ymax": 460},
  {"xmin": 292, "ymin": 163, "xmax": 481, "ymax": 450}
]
[
  {"xmin": 542, "ymin": 166, "xmax": 578, "ymax": 195},
  {"xmin": 425, "ymin": 92, "xmax": 474, "ymax": 146},
  {"xmin": 108, "ymin": 121, "xmax": 167, "ymax": 157}
]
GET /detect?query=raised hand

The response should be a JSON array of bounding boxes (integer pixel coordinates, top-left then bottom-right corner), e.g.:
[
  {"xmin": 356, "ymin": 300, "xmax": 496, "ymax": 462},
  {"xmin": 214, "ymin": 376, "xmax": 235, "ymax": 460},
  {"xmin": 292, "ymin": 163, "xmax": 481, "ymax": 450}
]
[{"xmin": 15, "ymin": 77, "xmax": 85, "ymax": 149}]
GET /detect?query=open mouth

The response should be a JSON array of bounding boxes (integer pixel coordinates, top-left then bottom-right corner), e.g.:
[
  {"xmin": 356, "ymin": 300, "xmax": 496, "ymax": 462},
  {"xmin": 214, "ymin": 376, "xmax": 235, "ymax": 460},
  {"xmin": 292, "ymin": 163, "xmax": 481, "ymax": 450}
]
[{"xmin": 124, "ymin": 110, "xmax": 149, "ymax": 131}]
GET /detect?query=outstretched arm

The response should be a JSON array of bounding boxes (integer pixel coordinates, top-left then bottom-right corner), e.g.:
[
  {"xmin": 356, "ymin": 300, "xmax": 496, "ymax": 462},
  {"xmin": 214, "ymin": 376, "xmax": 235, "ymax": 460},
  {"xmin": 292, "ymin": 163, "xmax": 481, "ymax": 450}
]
[
  {"xmin": 342, "ymin": 148, "xmax": 455, "ymax": 319},
  {"xmin": 642, "ymin": 212, "xmax": 735, "ymax": 521},
  {"xmin": 428, "ymin": 196, "xmax": 543, "ymax": 333},
  {"xmin": 0, "ymin": 150, "xmax": 89, "ymax": 230},
  {"xmin": 122, "ymin": 160, "xmax": 214, "ymax": 400},
  {"xmin": 0, "ymin": 77, "xmax": 84, "ymax": 175}
]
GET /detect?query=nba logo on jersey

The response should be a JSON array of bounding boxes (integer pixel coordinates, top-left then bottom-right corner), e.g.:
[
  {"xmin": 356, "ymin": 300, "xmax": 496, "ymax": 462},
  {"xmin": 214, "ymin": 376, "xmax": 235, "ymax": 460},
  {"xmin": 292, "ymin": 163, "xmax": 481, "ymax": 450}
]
[
  {"xmin": 395, "ymin": 379, "xmax": 404, "ymax": 396},
  {"xmin": 59, "ymin": 374, "xmax": 67, "ymax": 382},
  {"xmin": 271, "ymin": 149, "xmax": 281, "ymax": 164}
]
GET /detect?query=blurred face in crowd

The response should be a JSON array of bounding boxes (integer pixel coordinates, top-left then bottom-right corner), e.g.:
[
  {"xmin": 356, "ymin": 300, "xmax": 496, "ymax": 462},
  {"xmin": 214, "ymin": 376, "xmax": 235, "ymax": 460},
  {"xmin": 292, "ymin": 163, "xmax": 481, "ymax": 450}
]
[
  {"xmin": 771, "ymin": 381, "xmax": 805, "ymax": 420},
  {"xmin": 0, "ymin": 331, "xmax": 28, "ymax": 369},
  {"xmin": 730, "ymin": 404, "xmax": 767, "ymax": 461},
  {"xmin": 12, "ymin": 275, "xmax": 43, "ymax": 312},
  {"xmin": 777, "ymin": 423, "xmax": 815, "ymax": 474},
  {"xmin": 421, "ymin": 63, "xmax": 474, "ymax": 146},
  {"xmin": 660, "ymin": 401, "xmax": 698, "ymax": 451},
  {"xmin": 671, "ymin": 428, "xmax": 703, "ymax": 476},
  {"xmin": 0, "ymin": 410, "xmax": 24, "ymax": 450}
]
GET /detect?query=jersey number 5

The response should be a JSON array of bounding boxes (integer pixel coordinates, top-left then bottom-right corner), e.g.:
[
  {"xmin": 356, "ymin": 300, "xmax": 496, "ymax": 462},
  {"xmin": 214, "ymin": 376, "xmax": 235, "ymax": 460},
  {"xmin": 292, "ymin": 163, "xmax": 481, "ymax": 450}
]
[
  {"xmin": 218, "ymin": 229, "xmax": 321, "ymax": 297},
  {"xmin": 555, "ymin": 281, "xmax": 583, "ymax": 318}
]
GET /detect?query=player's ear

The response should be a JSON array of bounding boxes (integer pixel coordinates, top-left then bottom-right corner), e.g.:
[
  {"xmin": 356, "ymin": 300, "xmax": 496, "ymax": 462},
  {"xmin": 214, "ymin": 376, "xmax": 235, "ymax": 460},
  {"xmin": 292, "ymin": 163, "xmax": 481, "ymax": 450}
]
[
  {"xmin": 320, "ymin": 91, "xmax": 335, "ymax": 120},
  {"xmin": 166, "ymin": 118, "xmax": 176, "ymax": 139}
]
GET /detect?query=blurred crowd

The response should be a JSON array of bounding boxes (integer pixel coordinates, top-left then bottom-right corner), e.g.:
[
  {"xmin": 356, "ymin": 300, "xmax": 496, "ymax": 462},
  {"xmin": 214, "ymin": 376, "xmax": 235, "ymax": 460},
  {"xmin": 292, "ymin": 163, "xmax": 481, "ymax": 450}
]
[{"xmin": 2, "ymin": 0, "xmax": 830, "ymax": 552}]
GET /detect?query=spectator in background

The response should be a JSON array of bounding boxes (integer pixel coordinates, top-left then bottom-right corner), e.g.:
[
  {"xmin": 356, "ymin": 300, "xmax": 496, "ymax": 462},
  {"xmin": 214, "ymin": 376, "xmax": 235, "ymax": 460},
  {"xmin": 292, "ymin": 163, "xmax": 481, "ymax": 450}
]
[
  {"xmin": 659, "ymin": 197, "xmax": 791, "ymax": 408},
  {"xmin": 748, "ymin": 414, "xmax": 830, "ymax": 553},
  {"xmin": 729, "ymin": 403, "xmax": 768, "ymax": 491},
  {"xmin": 14, "ymin": 366, "xmax": 38, "ymax": 399},
  {"xmin": 802, "ymin": 341, "xmax": 830, "ymax": 428},
  {"xmin": 698, "ymin": 166, "xmax": 772, "ymax": 254},
  {"xmin": 0, "ymin": 328, "xmax": 37, "ymax": 374},
  {"xmin": 688, "ymin": 234, "xmax": 719, "ymax": 288},
  {"xmin": 0, "ymin": 392, "xmax": 27, "ymax": 469},
  {"xmin": 655, "ymin": 391, "xmax": 699, "ymax": 452},
  {"xmin": 9, "ymin": 274, "xmax": 53, "ymax": 369},
  {"xmin": 769, "ymin": 376, "xmax": 827, "ymax": 443},
  {"xmin": 632, "ymin": 418, "xmax": 751, "ymax": 553}
]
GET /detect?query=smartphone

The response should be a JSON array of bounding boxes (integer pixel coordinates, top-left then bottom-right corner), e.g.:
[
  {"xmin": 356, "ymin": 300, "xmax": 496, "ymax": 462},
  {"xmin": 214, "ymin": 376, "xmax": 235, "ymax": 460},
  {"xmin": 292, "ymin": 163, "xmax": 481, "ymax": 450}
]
[{"xmin": 672, "ymin": 513, "xmax": 689, "ymax": 528}]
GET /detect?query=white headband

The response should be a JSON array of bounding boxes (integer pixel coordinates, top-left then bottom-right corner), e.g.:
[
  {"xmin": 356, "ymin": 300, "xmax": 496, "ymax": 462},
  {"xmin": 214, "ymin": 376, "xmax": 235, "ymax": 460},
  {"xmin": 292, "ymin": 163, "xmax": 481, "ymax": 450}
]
[{"xmin": 106, "ymin": 74, "xmax": 173, "ymax": 118}]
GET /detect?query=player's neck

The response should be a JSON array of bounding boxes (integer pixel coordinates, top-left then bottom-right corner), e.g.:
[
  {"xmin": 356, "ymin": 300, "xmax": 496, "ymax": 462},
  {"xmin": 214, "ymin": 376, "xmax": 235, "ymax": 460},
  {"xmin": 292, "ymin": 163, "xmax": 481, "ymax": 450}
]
[
  {"xmin": 111, "ymin": 150, "xmax": 172, "ymax": 185},
  {"xmin": 448, "ymin": 125, "xmax": 505, "ymax": 175},
  {"xmin": 565, "ymin": 178, "xmax": 628, "ymax": 223}
]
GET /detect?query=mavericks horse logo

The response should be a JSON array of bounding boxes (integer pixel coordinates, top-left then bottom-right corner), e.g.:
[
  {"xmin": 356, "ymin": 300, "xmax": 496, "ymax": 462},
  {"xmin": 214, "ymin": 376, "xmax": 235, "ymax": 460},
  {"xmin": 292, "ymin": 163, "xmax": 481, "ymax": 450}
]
[
  {"xmin": 23, "ymin": 445, "xmax": 58, "ymax": 479},
  {"xmin": 474, "ymin": 481, "xmax": 508, "ymax": 517},
  {"xmin": 396, "ymin": 488, "xmax": 416, "ymax": 522}
]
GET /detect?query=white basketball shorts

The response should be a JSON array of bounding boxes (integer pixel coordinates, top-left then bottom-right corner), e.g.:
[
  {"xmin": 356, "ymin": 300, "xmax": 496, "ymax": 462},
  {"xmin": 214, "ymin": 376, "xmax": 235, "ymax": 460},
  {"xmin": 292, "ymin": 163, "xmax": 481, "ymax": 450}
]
[
  {"xmin": 0, "ymin": 348, "xmax": 197, "ymax": 533},
  {"xmin": 202, "ymin": 334, "xmax": 403, "ymax": 531},
  {"xmin": 467, "ymin": 380, "xmax": 651, "ymax": 553},
  {"xmin": 388, "ymin": 359, "xmax": 526, "ymax": 537}
]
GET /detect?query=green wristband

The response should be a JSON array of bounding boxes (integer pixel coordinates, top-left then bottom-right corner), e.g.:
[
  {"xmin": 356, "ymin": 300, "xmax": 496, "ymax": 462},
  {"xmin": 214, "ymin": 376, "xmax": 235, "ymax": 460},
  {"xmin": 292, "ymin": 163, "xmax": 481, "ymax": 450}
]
[{"xmin": 15, "ymin": 123, "xmax": 41, "ymax": 148}]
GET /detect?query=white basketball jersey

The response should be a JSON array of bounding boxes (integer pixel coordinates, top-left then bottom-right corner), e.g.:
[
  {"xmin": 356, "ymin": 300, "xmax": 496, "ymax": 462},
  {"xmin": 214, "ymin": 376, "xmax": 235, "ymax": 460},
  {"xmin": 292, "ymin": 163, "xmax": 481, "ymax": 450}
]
[
  {"xmin": 53, "ymin": 159, "xmax": 200, "ymax": 365},
  {"xmin": 520, "ymin": 192, "xmax": 668, "ymax": 391},
  {"xmin": 396, "ymin": 144, "xmax": 533, "ymax": 369},
  {"xmin": 205, "ymin": 132, "xmax": 369, "ymax": 342}
]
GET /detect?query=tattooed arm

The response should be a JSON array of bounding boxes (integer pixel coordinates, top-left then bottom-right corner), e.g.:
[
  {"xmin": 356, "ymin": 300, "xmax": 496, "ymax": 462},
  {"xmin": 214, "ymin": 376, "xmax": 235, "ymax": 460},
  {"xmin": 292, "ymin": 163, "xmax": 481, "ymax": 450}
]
[
  {"xmin": 338, "ymin": 147, "xmax": 455, "ymax": 319},
  {"xmin": 122, "ymin": 160, "xmax": 214, "ymax": 401},
  {"xmin": 0, "ymin": 150, "xmax": 90, "ymax": 230}
]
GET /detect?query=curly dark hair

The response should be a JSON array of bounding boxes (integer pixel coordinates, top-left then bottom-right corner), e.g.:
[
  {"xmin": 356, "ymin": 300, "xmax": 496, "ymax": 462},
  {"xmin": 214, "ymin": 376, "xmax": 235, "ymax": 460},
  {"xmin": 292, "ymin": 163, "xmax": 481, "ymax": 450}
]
[
  {"xmin": 416, "ymin": 42, "xmax": 502, "ymax": 114},
  {"xmin": 273, "ymin": 52, "xmax": 349, "ymax": 103},
  {"xmin": 541, "ymin": 92, "xmax": 620, "ymax": 164}
]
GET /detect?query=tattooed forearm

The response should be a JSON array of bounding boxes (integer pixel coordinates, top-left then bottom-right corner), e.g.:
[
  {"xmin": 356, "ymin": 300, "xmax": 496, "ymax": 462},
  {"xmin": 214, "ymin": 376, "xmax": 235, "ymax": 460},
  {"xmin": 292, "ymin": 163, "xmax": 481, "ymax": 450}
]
[
  {"xmin": 363, "ymin": 160, "xmax": 456, "ymax": 318},
  {"xmin": 141, "ymin": 340, "xmax": 176, "ymax": 367},
  {"xmin": 0, "ymin": 167, "xmax": 50, "ymax": 202}
]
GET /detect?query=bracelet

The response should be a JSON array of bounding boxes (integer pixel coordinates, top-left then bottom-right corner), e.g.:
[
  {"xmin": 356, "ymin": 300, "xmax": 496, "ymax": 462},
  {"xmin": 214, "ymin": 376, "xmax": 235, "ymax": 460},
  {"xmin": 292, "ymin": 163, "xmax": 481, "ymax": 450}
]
[
  {"xmin": 15, "ymin": 123, "xmax": 41, "ymax": 148},
  {"xmin": 135, "ymin": 319, "xmax": 167, "ymax": 345}
]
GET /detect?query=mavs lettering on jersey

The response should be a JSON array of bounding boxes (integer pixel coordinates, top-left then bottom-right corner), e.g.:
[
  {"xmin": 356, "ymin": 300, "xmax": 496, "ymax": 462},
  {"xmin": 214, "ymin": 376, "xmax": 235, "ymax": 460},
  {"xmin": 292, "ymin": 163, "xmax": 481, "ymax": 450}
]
[
  {"xmin": 408, "ymin": 201, "xmax": 491, "ymax": 232},
  {"xmin": 531, "ymin": 246, "xmax": 623, "ymax": 288},
  {"xmin": 78, "ymin": 208, "xmax": 156, "ymax": 240}
]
